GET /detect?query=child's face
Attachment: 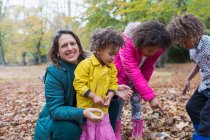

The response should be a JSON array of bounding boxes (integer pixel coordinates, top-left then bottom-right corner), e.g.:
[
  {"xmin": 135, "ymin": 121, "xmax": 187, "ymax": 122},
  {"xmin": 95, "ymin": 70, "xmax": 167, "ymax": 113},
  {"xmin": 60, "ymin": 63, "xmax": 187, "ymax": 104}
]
[
  {"xmin": 179, "ymin": 38, "xmax": 198, "ymax": 49},
  {"xmin": 141, "ymin": 46, "xmax": 161, "ymax": 57},
  {"xmin": 96, "ymin": 45, "xmax": 120, "ymax": 66}
]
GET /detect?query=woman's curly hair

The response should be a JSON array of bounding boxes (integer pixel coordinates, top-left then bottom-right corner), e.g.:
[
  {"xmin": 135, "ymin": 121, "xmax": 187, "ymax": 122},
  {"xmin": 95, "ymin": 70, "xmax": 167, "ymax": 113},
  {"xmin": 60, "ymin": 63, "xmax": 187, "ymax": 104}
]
[
  {"xmin": 90, "ymin": 27, "xmax": 124, "ymax": 52},
  {"xmin": 167, "ymin": 14, "xmax": 205, "ymax": 43},
  {"xmin": 132, "ymin": 20, "xmax": 172, "ymax": 49}
]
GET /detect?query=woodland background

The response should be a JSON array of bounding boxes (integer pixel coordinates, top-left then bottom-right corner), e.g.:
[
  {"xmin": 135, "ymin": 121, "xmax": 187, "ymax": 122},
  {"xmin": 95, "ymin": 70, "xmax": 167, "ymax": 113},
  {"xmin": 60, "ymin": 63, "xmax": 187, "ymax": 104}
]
[
  {"xmin": 0, "ymin": 0, "xmax": 209, "ymax": 65},
  {"xmin": 0, "ymin": 0, "xmax": 209, "ymax": 139}
]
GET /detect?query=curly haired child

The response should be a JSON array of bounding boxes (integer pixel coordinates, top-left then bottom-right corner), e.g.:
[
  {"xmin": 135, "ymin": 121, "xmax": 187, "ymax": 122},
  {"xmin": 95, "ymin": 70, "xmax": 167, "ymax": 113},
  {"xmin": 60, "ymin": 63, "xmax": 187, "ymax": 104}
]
[
  {"xmin": 167, "ymin": 14, "xmax": 210, "ymax": 140},
  {"xmin": 114, "ymin": 20, "xmax": 172, "ymax": 139},
  {"xmin": 73, "ymin": 27, "xmax": 126, "ymax": 140}
]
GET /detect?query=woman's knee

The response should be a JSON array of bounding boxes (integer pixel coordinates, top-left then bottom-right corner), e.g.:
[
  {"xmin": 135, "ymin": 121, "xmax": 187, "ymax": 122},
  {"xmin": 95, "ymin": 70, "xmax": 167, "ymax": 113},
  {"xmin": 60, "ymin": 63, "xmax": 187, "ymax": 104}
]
[{"xmin": 51, "ymin": 121, "xmax": 82, "ymax": 140}]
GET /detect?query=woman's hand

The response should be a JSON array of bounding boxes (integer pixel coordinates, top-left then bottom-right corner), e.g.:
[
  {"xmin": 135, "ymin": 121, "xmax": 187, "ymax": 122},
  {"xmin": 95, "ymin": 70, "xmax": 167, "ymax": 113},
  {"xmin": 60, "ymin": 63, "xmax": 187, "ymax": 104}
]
[
  {"xmin": 116, "ymin": 84, "xmax": 132, "ymax": 100},
  {"xmin": 83, "ymin": 108, "xmax": 104, "ymax": 123},
  {"xmin": 182, "ymin": 80, "xmax": 190, "ymax": 95},
  {"xmin": 149, "ymin": 97, "xmax": 164, "ymax": 113}
]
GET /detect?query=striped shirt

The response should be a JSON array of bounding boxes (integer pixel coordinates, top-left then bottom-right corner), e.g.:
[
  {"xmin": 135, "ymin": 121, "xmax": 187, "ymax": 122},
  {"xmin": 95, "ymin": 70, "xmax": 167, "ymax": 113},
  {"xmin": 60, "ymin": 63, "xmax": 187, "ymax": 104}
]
[{"xmin": 189, "ymin": 35, "xmax": 210, "ymax": 92}]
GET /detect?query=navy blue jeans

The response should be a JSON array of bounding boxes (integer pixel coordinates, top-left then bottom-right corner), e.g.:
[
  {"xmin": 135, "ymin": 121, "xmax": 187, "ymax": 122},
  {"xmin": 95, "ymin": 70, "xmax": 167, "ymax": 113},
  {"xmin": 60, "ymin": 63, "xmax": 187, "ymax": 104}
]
[
  {"xmin": 186, "ymin": 88, "xmax": 210, "ymax": 136},
  {"xmin": 117, "ymin": 85, "xmax": 142, "ymax": 120}
]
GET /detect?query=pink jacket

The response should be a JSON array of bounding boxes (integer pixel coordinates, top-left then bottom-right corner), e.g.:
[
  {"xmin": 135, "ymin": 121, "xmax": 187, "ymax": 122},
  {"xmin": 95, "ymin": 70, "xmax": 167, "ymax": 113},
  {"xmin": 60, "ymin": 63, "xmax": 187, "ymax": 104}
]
[{"xmin": 114, "ymin": 35, "xmax": 164, "ymax": 101}]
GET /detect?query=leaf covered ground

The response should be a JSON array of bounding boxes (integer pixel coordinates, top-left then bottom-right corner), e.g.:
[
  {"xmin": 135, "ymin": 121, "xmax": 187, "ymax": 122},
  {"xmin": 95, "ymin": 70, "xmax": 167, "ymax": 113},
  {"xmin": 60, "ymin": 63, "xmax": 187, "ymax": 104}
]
[{"xmin": 0, "ymin": 63, "xmax": 200, "ymax": 140}]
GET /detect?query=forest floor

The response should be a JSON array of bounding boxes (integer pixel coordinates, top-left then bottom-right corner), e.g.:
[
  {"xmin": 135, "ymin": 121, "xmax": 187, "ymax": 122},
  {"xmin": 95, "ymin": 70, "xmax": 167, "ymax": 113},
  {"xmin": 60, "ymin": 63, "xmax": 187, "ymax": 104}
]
[{"xmin": 0, "ymin": 63, "xmax": 200, "ymax": 140}]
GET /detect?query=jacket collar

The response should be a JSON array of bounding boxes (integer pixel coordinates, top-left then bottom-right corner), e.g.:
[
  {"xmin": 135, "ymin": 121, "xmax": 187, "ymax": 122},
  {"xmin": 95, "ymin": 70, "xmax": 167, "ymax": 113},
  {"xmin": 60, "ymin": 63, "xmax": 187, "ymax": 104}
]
[
  {"xmin": 196, "ymin": 35, "xmax": 209, "ymax": 50},
  {"xmin": 89, "ymin": 54, "xmax": 101, "ymax": 66},
  {"xmin": 89, "ymin": 54, "xmax": 111, "ymax": 71},
  {"xmin": 60, "ymin": 59, "xmax": 77, "ymax": 72}
]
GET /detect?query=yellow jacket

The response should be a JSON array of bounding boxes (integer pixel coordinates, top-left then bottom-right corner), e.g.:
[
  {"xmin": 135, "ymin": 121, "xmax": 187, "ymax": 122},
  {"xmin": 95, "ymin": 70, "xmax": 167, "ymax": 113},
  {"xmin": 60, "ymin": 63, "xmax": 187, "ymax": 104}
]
[{"xmin": 73, "ymin": 54, "xmax": 118, "ymax": 113}]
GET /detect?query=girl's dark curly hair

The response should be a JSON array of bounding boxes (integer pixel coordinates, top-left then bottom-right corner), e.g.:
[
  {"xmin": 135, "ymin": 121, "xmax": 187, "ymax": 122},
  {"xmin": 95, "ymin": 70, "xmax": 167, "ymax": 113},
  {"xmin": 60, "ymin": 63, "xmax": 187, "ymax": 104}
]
[
  {"xmin": 90, "ymin": 27, "xmax": 124, "ymax": 52},
  {"xmin": 132, "ymin": 20, "xmax": 172, "ymax": 49},
  {"xmin": 167, "ymin": 14, "xmax": 205, "ymax": 43},
  {"xmin": 48, "ymin": 29, "xmax": 86, "ymax": 66}
]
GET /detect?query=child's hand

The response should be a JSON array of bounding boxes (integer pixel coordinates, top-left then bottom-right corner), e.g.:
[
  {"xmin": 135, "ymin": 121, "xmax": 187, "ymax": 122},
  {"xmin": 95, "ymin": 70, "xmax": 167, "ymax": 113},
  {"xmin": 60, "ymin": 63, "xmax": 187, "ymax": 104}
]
[
  {"xmin": 83, "ymin": 108, "xmax": 104, "ymax": 123},
  {"xmin": 92, "ymin": 94, "xmax": 104, "ymax": 106},
  {"xmin": 182, "ymin": 80, "xmax": 190, "ymax": 95},
  {"xmin": 117, "ymin": 84, "xmax": 133, "ymax": 100},
  {"xmin": 103, "ymin": 92, "xmax": 115, "ymax": 107},
  {"xmin": 149, "ymin": 97, "xmax": 164, "ymax": 113},
  {"xmin": 88, "ymin": 92, "xmax": 104, "ymax": 106}
]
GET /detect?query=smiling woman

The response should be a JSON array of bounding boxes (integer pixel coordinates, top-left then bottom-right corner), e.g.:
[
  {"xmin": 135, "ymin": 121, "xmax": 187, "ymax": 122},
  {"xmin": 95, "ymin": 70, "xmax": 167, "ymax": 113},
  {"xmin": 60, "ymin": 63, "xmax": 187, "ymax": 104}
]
[{"xmin": 34, "ymin": 30, "xmax": 104, "ymax": 140}]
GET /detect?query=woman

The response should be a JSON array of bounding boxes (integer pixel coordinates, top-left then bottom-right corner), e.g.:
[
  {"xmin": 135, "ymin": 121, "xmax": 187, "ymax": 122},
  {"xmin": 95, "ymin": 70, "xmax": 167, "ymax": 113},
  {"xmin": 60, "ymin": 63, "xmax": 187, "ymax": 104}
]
[{"xmin": 34, "ymin": 30, "xmax": 131, "ymax": 140}]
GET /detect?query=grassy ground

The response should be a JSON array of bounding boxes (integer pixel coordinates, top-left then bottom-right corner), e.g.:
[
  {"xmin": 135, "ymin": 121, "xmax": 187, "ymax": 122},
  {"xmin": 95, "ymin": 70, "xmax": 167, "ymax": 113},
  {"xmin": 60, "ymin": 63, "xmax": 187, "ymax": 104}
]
[{"xmin": 0, "ymin": 63, "xmax": 200, "ymax": 140}]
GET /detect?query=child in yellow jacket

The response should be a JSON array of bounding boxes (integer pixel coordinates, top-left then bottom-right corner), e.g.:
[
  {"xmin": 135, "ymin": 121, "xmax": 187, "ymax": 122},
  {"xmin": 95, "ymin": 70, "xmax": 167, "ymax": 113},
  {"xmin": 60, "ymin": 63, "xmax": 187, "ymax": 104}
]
[{"xmin": 73, "ymin": 27, "xmax": 124, "ymax": 140}]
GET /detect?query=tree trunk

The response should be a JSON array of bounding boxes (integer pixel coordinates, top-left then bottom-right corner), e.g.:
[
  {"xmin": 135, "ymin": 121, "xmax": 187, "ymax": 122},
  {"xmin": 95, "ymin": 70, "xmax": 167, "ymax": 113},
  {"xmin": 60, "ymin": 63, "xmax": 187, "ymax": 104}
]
[
  {"xmin": 21, "ymin": 51, "xmax": 26, "ymax": 65},
  {"xmin": 36, "ymin": 36, "xmax": 43, "ymax": 64},
  {"xmin": 0, "ymin": 39, "xmax": 6, "ymax": 65},
  {"xmin": 0, "ymin": 0, "xmax": 9, "ymax": 65}
]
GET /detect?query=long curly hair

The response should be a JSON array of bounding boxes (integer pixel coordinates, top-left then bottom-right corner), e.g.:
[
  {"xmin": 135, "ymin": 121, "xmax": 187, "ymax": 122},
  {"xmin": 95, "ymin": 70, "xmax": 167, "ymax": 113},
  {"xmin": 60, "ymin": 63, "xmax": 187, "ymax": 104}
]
[
  {"xmin": 48, "ymin": 30, "xmax": 86, "ymax": 66},
  {"xmin": 90, "ymin": 27, "xmax": 124, "ymax": 52},
  {"xmin": 132, "ymin": 20, "xmax": 172, "ymax": 49},
  {"xmin": 167, "ymin": 14, "xmax": 205, "ymax": 43}
]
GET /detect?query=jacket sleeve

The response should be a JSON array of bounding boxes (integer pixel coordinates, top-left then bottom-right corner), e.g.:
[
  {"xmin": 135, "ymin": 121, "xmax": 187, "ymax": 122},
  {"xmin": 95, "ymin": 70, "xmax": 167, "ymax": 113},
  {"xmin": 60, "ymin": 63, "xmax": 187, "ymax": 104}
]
[
  {"xmin": 44, "ymin": 67, "xmax": 84, "ymax": 124},
  {"xmin": 119, "ymin": 40, "xmax": 156, "ymax": 101},
  {"xmin": 141, "ymin": 49, "xmax": 164, "ymax": 82},
  {"xmin": 73, "ymin": 60, "xmax": 90, "ymax": 96},
  {"xmin": 108, "ymin": 64, "xmax": 119, "ymax": 91}
]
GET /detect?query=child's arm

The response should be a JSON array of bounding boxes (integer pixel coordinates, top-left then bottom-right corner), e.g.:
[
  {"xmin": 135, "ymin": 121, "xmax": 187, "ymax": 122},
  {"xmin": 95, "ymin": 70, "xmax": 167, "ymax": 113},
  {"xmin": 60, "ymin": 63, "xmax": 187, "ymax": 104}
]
[
  {"xmin": 182, "ymin": 64, "xmax": 199, "ymax": 95},
  {"xmin": 73, "ymin": 60, "xmax": 104, "ymax": 106},
  {"xmin": 141, "ymin": 49, "xmax": 164, "ymax": 82},
  {"xmin": 104, "ymin": 64, "xmax": 118, "ymax": 107},
  {"xmin": 86, "ymin": 91, "xmax": 104, "ymax": 106}
]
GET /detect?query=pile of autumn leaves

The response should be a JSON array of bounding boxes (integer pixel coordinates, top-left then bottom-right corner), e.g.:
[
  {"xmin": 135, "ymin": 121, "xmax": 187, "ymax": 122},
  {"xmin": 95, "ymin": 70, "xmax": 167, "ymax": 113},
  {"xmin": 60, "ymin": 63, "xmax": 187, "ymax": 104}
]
[{"xmin": 0, "ymin": 64, "xmax": 199, "ymax": 140}]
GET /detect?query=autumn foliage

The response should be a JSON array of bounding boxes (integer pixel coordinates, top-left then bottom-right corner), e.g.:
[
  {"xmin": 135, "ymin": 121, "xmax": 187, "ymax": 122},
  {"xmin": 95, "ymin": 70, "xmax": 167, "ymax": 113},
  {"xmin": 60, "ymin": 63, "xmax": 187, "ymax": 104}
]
[{"xmin": 0, "ymin": 63, "xmax": 200, "ymax": 140}]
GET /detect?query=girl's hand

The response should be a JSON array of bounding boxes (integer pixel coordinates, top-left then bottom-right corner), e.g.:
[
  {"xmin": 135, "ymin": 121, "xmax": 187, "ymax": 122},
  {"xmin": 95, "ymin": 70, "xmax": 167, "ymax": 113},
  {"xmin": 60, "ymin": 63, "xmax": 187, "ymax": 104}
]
[
  {"xmin": 83, "ymin": 108, "xmax": 104, "ymax": 123},
  {"xmin": 103, "ymin": 92, "xmax": 115, "ymax": 107},
  {"xmin": 88, "ymin": 92, "xmax": 104, "ymax": 106},
  {"xmin": 117, "ymin": 85, "xmax": 133, "ymax": 100},
  {"xmin": 149, "ymin": 97, "xmax": 164, "ymax": 113},
  {"xmin": 182, "ymin": 80, "xmax": 190, "ymax": 95},
  {"xmin": 92, "ymin": 94, "xmax": 104, "ymax": 106}
]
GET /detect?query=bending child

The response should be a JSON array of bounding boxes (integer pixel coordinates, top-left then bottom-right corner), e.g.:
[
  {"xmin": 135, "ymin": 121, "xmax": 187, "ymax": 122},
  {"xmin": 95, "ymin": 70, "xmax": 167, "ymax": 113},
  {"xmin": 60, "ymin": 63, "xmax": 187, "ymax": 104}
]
[
  {"xmin": 73, "ymin": 27, "xmax": 124, "ymax": 140},
  {"xmin": 167, "ymin": 14, "xmax": 210, "ymax": 139},
  {"xmin": 114, "ymin": 21, "xmax": 172, "ymax": 139}
]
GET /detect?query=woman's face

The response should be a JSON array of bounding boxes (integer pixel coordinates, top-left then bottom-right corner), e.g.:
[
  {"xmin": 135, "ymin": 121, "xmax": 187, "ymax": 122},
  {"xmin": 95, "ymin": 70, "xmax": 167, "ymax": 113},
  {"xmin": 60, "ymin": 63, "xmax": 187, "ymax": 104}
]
[
  {"xmin": 141, "ymin": 46, "xmax": 160, "ymax": 57},
  {"xmin": 57, "ymin": 34, "xmax": 80, "ymax": 64}
]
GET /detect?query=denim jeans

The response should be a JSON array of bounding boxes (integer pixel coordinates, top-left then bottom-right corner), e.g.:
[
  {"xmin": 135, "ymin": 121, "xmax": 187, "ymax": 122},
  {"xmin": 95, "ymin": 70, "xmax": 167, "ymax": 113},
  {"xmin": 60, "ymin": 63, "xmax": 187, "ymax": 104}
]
[
  {"xmin": 186, "ymin": 88, "xmax": 210, "ymax": 136},
  {"xmin": 117, "ymin": 85, "xmax": 142, "ymax": 120}
]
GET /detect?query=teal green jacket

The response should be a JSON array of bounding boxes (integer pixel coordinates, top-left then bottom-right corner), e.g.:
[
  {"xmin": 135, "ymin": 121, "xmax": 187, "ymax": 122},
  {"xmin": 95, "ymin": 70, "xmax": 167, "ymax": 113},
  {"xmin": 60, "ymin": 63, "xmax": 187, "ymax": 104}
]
[{"xmin": 34, "ymin": 60, "xmax": 85, "ymax": 139}]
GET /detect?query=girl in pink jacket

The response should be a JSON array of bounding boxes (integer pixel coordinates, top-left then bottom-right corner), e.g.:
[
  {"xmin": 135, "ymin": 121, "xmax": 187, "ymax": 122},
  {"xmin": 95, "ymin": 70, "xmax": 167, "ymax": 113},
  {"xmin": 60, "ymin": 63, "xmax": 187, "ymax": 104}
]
[{"xmin": 114, "ymin": 21, "xmax": 172, "ymax": 139}]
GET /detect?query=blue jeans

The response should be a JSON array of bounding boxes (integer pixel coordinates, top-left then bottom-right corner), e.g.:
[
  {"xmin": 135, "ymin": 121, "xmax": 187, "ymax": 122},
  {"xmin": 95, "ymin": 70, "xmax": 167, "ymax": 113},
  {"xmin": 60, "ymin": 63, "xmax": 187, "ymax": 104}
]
[
  {"xmin": 186, "ymin": 88, "xmax": 210, "ymax": 137},
  {"xmin": 117, "ymin": 85, "xmax": 142, "ymax": 120}
]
